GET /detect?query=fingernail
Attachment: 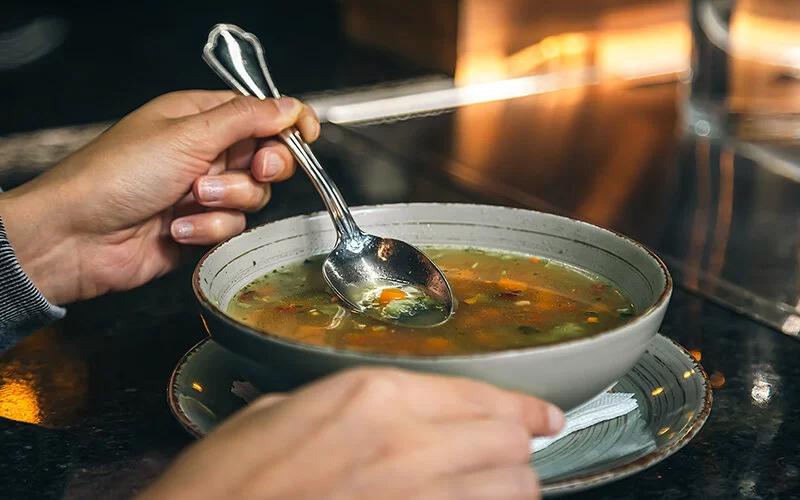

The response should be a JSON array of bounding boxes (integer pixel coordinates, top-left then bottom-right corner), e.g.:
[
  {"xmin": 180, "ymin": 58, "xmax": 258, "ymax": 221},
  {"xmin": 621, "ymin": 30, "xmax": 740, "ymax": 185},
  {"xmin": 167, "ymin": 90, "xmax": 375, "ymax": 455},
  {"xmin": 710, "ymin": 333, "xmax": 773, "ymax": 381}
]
[
  {"xmin": 198, "ymin": 178, "xmax": 225, "ymax": 202},
  {"xmin": 172, "ymin": 221, "xmax": 194, "ymax": 241},
  {"xmin": 547, "ymin": 405, "xmax": 566, "ymax": 434},
  {"xmin": 276, "ymin": 97, "xmax": 299, "ymax": 115},
  {"xmin": 262, "ymin": 152, "xmax": 283, "ymax": 180}
]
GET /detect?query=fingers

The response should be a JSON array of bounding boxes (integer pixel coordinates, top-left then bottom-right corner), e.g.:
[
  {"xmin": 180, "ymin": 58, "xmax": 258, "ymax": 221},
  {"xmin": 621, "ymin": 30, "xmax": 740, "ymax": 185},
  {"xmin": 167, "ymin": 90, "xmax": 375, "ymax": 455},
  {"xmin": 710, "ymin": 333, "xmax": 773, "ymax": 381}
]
[
  {"xmin": 175, "ymin": 96, "xmax": 319, "ymax": 161},
  {"xmin": 395, "ymin": 420, "xmax": 532, "ymax": 476},
  {"xmin": 353, "ymin": 369, "xmax": 564, "ymax": 436},
  {"xmin": 251, "ymin": 140, "xmax": 296, "ymax": 182},
  {"xmin": 416, "ymin": 466, "xmax": 540, "ymax": 500},
  {"xmin": 170, "ymin": 209, "xmax": 246, "ymax": 245},
  {"xmin": 225, "ymin": 138, "xmax": 259, "ymax": 171},
  {"xmin": 296, "ymin": 104, "xmax": 320, "ymax": 142},
  {"xmin": 194, "ymin": 171, "xmax": 272, "ymax": 212},
  {"xmin": 359, "ymin": 418, "xmax": 537, "ymax": 498},
  {"xmin": 413, "ymin": 375, "xmax": 563, "ymax": 436}
]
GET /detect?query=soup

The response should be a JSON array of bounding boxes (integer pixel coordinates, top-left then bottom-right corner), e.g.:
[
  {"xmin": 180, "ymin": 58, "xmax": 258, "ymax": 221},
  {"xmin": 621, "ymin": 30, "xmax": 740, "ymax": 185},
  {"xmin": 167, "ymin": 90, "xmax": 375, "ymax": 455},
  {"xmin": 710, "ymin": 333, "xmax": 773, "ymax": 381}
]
[{"xmin": 227, "ymin": 247, "xmax": 636, "ymax": 355}]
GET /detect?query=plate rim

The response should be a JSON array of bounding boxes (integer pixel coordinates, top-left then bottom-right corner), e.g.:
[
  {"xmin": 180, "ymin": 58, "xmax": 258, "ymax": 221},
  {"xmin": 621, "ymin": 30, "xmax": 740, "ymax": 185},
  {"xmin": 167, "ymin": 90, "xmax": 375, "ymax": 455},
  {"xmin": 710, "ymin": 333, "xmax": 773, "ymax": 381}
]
[
  {"xmin": 167, "ymin": 333, "xmax": 712, "ymax": 494},
  {"xmin": 539, "ymin": 334, "xmax": 712, "ymax": 495},
  {"xmin": 167, "ymin": 338, "xmax": 208, "ymax": 439}
]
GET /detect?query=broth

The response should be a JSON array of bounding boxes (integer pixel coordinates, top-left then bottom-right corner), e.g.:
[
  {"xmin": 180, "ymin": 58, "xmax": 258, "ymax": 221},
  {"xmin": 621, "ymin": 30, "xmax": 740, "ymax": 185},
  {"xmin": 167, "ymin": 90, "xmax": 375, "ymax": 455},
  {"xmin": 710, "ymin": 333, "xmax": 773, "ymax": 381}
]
[{"xmin": 227, "ymin": 247, "xmax": 636, "ymax": 355}]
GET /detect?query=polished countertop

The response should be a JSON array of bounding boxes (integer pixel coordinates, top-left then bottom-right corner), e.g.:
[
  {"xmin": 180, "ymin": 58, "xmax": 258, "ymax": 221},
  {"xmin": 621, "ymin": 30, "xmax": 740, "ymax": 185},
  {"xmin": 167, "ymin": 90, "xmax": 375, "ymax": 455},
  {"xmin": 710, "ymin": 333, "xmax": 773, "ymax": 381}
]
[
  {"xmin": 348, "ymin": 80, "xmax": 800, "ymax": 337},
  {"xmin": 1, "ymin": 118, "xmax": 799, "ymax": 498}
]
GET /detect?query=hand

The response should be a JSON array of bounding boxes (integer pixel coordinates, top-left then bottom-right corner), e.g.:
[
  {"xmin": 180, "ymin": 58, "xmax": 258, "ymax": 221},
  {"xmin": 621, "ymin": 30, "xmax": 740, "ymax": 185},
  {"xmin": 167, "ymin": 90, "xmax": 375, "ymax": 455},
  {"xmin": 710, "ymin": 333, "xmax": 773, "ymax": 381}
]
[
  {"xmin": 140, "ymin": 368, "xmax": 565, "ymax": 500},
  {"xmin": 0, "ymin": 91, "xmax": 319, "ymax": 304}
]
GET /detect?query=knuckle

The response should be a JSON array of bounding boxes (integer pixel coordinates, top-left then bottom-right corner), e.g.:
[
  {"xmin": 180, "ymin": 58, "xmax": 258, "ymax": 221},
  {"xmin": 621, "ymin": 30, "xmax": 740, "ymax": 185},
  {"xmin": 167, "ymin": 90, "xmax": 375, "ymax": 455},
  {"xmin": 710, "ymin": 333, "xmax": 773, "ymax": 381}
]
[
  {"xmin": 230, "ymin": 96, "xmax": 257, "ymax": 118},
  {"xmin": 249, "ymin": 392, "xmax": 284, "ymax": 411},
  {"xmin": 210, "ymin": 212, "xmax": 244, "ymax": 238},
  {"xmin": 146, "ymin": 90, "xmax": 182, "ymax": 107},
  {"xmin": 208, "ymin": 215, "xmax": 226, "ymax": 238},
  {"xmin": 355, "ymin": 371, "xmax": 400, "ymax": 401},
  {"xmin": 341, "ymin": 368, "xmax": 403, "ymax": 415},
  {"xmin": 245, "ymin": 183, "xmax": 271, "ymax": 212}
]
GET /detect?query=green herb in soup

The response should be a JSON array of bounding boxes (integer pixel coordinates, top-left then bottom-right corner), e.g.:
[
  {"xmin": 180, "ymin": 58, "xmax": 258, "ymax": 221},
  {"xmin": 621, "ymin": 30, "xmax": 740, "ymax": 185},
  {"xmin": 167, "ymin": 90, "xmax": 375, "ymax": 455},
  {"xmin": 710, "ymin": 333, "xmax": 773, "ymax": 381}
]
[{"xmin": 227, "ymin": 247, "xmax": 636, "ymax": 355}]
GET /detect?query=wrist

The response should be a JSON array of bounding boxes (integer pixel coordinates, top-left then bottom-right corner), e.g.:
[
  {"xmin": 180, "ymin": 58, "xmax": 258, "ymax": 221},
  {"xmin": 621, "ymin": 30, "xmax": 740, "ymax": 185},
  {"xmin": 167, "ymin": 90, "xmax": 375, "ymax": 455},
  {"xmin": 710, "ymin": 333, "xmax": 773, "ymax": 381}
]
[{"xmin": 0, "ymin": 184, "xmax": 81, "ymax": 305}]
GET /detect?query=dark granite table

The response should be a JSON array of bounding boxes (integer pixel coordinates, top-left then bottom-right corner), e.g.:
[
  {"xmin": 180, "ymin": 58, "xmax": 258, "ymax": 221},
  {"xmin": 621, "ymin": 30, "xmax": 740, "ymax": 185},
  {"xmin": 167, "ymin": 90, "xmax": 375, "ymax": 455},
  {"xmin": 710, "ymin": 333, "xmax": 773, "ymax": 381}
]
[{"xmin": 0, "ymin": 124, "xmax": 799, "ymax": 499}]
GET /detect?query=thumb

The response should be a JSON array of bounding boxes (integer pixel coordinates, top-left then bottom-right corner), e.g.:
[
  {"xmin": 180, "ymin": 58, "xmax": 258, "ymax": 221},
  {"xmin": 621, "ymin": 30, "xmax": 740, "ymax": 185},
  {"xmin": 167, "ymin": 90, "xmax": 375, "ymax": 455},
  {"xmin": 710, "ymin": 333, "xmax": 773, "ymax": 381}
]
[{"xmin": 174, "ymin": 95, "xmax": 303, "ymax": 160}]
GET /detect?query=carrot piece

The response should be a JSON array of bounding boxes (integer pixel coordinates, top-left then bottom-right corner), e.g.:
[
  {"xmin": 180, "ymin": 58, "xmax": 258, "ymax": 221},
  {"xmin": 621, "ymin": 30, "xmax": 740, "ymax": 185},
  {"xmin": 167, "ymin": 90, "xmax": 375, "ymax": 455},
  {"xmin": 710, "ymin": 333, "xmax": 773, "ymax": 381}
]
[
  {"xmin": 294, "ymin": 326, "xmax": 326, "ymax": 345},
  {"xmin": 344, "ymin": 333, "xmax": 368, "ymax": 346},
  {"xmin": 447, "ymin": 269, "xmax": 475, "ymax": 280},
  {"xmin": 586, "ymin": 317, "xmax": 599, "ymax": 323},
  {"xmin": 421, "ymin": 337, "xmax": 453, "ymax": 354},
  {"xmin": 535, "ymin": 289, "xmax": 557, "ymax": 311},
  {"xmin": 378, "ymin": 288, "xmax": 407, "ymax": 305},
  {"xmin": 458, "ymin": 308, "xmax": 502, "ymax": 328},
  {"xmin": 529, "ymin": 257, "xmax": 541, "ymax": 263},
  {"xmin": 425, "ymin": 337, "xmax": 451, "ymax": 349},
  {"xmin": 498, "ymin": 278, "xmax": 527, "ymax": 292},
  {"xmin": 471, "ymin": 332, "xmax": 496, "ymax": 345}
]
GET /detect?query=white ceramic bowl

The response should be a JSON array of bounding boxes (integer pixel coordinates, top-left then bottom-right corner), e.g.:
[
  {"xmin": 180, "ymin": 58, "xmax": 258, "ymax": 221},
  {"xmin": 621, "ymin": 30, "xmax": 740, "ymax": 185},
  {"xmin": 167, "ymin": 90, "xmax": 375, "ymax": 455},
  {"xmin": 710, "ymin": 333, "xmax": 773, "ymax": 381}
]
[{"xmin": 194, "ymin": 203, "xmax": 672, "ymax": 411}]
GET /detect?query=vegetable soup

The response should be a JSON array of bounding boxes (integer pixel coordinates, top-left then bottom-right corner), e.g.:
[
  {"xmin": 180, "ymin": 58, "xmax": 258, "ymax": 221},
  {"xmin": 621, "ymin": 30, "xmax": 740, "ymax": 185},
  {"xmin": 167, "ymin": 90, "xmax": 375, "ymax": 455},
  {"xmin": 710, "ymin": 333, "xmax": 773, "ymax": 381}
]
[{"xmin": 227, "ymin": 247, "xmax": 636, "ymax": 355}]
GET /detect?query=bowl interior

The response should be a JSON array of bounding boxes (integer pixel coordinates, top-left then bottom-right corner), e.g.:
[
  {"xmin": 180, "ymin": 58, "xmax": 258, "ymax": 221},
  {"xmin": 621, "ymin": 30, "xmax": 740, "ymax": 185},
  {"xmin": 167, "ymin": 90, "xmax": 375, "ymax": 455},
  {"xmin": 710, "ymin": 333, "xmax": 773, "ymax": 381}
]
[{"xmin": 197, "ymin": 204, "xmax": 669, "ymax": 334}]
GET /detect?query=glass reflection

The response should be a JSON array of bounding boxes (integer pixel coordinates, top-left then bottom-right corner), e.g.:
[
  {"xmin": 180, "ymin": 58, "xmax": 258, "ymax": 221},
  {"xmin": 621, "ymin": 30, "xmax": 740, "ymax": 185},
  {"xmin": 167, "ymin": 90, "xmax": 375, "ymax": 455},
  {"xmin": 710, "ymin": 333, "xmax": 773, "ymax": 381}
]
[{"xmin": 750, "ymin": 378, "xmax": 772, "ymax": 405}]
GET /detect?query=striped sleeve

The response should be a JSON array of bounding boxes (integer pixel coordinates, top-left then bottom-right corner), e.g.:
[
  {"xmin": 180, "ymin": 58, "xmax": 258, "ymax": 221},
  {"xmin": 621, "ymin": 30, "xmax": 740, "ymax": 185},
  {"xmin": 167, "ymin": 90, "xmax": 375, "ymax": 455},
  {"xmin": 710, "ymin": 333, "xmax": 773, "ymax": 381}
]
[{"xmin": 0, "ymin": 216, "xmax": 66, "ymax": 352}]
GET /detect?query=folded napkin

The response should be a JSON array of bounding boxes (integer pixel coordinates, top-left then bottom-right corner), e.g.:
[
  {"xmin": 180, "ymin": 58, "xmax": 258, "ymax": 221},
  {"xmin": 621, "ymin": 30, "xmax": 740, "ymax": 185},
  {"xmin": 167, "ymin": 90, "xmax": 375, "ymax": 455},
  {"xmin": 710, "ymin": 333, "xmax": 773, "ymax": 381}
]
[{"xmin": 530, "ymin": 392, "xmax": 639, "ymax": 454}]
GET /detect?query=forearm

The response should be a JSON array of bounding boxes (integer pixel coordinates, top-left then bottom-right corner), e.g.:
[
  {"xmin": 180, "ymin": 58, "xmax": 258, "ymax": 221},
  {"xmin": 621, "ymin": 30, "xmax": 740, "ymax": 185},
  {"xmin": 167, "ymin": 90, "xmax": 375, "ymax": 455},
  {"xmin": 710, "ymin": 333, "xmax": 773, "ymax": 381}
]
[{"xmin": 0, "ymin": 182, "xmax": 81, "ymax": 306}]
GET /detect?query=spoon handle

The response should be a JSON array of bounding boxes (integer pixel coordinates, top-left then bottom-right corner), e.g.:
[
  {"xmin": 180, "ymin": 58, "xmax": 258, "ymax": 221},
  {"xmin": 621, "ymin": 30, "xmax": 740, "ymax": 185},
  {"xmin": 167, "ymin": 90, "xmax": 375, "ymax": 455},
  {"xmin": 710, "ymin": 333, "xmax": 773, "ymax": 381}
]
[{"xmin": 203, "ymin": 23, "xmax": 360, "ymax": 240}]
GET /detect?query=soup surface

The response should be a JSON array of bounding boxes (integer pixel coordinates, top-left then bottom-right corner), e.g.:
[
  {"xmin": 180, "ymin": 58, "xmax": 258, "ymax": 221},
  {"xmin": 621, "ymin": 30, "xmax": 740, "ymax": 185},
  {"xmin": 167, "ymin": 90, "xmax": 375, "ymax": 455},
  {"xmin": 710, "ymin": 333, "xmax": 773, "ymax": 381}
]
[{"xmin": 227, "ymin": 247, "xmax": 636, "ymax": 355}]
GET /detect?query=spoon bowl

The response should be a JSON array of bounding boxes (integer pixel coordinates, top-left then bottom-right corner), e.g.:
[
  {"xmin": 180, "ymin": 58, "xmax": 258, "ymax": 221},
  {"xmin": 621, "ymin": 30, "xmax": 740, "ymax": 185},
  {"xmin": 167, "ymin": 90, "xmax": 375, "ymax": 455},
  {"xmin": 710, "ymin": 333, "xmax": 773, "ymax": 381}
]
[
  {"xmin": 323, "ymin": 233, "xmax": 453, "ymax": 327},
  {"xmin": 202, "ymin": 24, "xmax": 455, "ymax": 326}
]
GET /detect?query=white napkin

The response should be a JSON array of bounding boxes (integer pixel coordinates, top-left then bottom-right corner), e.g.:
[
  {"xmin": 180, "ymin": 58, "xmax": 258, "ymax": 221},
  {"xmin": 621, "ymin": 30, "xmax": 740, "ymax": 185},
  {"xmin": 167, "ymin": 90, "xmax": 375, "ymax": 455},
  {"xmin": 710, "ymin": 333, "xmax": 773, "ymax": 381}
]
[{"xmin": 530, "ymin": 392, "xmax": 639, "ymax": 454}]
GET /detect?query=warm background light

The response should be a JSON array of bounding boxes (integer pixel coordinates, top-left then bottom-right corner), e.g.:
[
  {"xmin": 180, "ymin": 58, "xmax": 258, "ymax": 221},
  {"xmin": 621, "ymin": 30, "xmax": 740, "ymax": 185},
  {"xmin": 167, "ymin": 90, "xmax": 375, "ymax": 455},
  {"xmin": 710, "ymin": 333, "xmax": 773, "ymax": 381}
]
[{"xmin": 455, "ymin": 0, "xmax": 689, "ymax": 85}]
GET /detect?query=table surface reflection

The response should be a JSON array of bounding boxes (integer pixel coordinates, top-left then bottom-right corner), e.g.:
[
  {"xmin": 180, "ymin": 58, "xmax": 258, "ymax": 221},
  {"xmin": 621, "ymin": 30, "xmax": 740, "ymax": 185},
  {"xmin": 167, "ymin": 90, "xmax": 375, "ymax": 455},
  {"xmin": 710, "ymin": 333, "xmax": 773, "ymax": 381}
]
[{"xmin": 346, "ymin": 80, "xmax": 800, "ymax": 337}]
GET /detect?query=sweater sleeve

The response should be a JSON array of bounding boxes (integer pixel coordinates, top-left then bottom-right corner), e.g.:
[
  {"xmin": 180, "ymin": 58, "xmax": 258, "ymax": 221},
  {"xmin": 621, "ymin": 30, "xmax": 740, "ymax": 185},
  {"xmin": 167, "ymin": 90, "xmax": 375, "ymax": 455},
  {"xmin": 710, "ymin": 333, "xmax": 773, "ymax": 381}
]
[{"xmin": 0, "ymin": 216, "xmax": 66, "ymax": 353}]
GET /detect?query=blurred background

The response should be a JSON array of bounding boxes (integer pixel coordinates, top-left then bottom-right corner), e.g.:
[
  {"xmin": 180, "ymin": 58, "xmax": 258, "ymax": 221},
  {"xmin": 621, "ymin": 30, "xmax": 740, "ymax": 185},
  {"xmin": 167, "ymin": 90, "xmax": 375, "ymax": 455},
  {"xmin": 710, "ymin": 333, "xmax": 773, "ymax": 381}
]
[{"xmin": 4, "ymin": 0, "xmax": 800, "ymax": 335}]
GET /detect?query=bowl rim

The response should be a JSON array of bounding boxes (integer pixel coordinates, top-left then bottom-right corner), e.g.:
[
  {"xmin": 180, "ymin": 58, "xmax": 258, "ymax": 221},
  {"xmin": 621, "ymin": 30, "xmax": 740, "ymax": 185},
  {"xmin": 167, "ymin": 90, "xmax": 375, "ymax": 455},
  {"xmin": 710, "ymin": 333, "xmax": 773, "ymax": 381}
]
[{"xmin": 192, "ymin": 202, "xmax": 673, "ymax": 361}]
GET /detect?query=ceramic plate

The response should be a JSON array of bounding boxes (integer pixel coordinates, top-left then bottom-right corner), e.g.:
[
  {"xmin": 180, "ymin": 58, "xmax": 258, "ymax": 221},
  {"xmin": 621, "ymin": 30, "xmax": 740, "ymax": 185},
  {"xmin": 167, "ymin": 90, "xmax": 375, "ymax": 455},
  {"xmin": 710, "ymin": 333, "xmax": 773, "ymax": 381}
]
[{"xmin": 168, "ymin": 334, "xmax": 711, "ymax": 497}]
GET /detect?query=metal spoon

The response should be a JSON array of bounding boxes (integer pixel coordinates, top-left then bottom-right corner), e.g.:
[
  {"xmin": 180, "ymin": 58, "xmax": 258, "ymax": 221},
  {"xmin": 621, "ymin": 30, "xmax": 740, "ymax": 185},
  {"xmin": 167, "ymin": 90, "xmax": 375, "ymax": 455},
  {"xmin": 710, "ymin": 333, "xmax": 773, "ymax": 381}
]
[{"xmin": 203, "ymin": 24, "xmax": 454, "ymax": 327}]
